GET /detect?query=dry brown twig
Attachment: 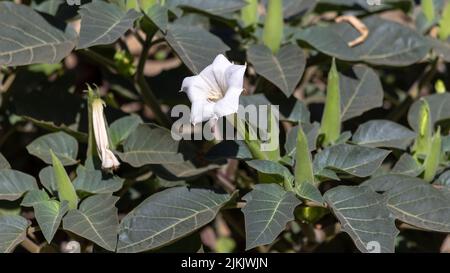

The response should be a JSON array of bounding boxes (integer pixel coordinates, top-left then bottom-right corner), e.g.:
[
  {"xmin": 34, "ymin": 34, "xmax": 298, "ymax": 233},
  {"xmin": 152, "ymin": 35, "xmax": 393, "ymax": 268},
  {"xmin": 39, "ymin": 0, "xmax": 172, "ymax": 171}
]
[{"xmin": 335, "ymin": 15, "xmax": 369, "ymax": 47}]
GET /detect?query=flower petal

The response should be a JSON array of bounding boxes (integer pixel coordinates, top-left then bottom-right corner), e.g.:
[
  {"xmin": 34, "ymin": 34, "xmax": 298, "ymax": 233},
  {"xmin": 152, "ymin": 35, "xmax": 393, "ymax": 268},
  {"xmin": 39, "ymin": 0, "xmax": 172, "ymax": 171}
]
[
  {"xmin": 191, "ymin": 100, "xmax": 216, "ymax": 125},
  {"xmin": 213, "ymin": 87, "xmax": 243, "ymax": 118},
  {"xmin": 212, "ymin": 54, "xmax": 234, "ymax": 92},
  {"xmin": 181, "ymin": 74, "xmax": 210, "ymax": 102},
  {"xmin": 225, "ymin": 64, "xmax": 246, "ymax": 89}
]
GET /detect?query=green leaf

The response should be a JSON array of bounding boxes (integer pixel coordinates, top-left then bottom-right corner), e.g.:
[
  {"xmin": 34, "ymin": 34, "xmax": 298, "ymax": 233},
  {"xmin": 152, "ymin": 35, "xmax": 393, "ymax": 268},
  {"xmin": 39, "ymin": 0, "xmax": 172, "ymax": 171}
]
[
  {"xmin": 63, "ymin": 194, "xmax": 119, "ymax": 251},
  {"xmin": 0, "ymin": 169, "xmax": 38, "ymax": 201},
  {"xmin": 324, "ymin": 186, "xmax": 398, "ymax": 253},
  {"xmin": 22, "ymin": 190, "xmax": 68, "ymax": 243},
  {"xmin": 0, "ymin": 215, "xmax": 29, "ymax": 253},
  {"xmin": 39, "ymin": 166, "xmax": 58, "ymax": 195},
  {"xmin": 27, "ymin": 132, "xmax": 79, "ymax": 166},
  {"xmin": 117, "ymin": 187, "xmax": 231, "ymax": 253},
  {"xmin": 391, "ymin": 154, "xmax": 423, "ymax": 177},
  {"xmin": 423, "ymin": 127, "xmax": 442, "ymax": 182},
  {"xmin": 50, "ymin": 150, "xmax": 78, "ymax": 210},
  {"xmin": 246, "ymin": 160, "xmax": 294, "ymax": 188},
  {"xmin": 77, "ymin": 1, "xmax": 142, "ymax": 49},
  {"xmin": 247, "ymin": 44, "xmax": 306, "ymax": 97},
  {"xmin": 118, "ymin": 124, "xmax": 185, "ymax": 167},
  {"xmin": 167, "ymin": 0, "xmax": 248, "ymax": 18},
  {"xmin": 109, "ymin": 115, "xmax": 142, "ymax": 149},
  {"xmin": 21, "ymin": 189, "xmax": 50, "ymax": 207},
  {"xmin": 73, "ymin": 166, "xmax": 124, "ymax": 194},
  {"xmin": 296, "ymin": 16, "xmax": 430, "ymax": 66},
  {"xmin": 320, "ymin": 58, "xmax": 341, "ymax": 145},
  {"xmin": 436, "ymin": 170, "xmax": 450, "ymax": 187},
  {"xmin": 340, "ymin": 65, "xmax": 384, "ymax": 121},
  {"xmin": 408, "ymin": 93, "xmax": 450, "ymax": 132},
  {"xmin": 313, "ymin": 144, "xmax": 390, "ymax": 177},
  {"xmin": 143, "ymin": 4, "xmax": 169, "ymax": 33},
  {"xmin": 0, "ymin": 154, "xmax": 11, "ymax": 170},
  {"xmin": 157, "ymin": 161, "xmax": 221, "ymax": 181},
  {"xmin": 164, "ymin": 24, "xmax": 230, "ymax": 74},
  {"xmin": 363, "ymin": 174, "xmax": 450, "ymax": 232},
  {"xmin": 242, "ymin": 184, "xmax": 300, "ymax": 250},
  {"xmin": 352, "ymin": 120, "xmax": 416, "ymax": 149},
  {"xmin": 0, "ymin": 2, "xmax": 77, "ymax": 66}
]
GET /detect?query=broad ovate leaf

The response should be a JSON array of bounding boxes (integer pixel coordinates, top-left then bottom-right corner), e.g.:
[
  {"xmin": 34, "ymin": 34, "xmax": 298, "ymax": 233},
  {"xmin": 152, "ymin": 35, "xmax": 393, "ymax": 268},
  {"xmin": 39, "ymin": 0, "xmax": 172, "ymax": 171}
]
[
  {"xmin": 325, "ymin": 185, "xmax": 398, "ymax": 253},
  {"xmin": 63, "ymin": 194, "xmax": 119, "ymax": 251},
  {"xmin": 363, "ymin": 174, "xmax": 450, "ymax": 232},
  {"xmin": 165, "ymin": 24, "xmax": 230, "ymax": 74},
  {"xmin": 117, "ymin": 187, "xmax": 231, "ymax": 253},
  {"xmin": 73, "ymin": 166, "xmax": 124, "ymax": 194},
  {"xmin": 340, "ymin": 65, "xmax": 383, "ymax": 121},
  {"xmin": 0, "ymin": 2, "xmax": 77, "ymax": 66},
  {"xmin": 27, "ymin": 132, "xmax": 79, "ymax": 166},
  {"xmin": 296, "ymin": 16, "xmax": 430, "ymax": 66},
  {"xmin": 119, "ymin": 124, "xmax": 185, "ymax": 167},
  {"xmin": 352, "ymin": 120, "xmax": 415, "ymax": 149},
  {"xmin": 242, "ymin": 184, "xmax": 300, "ymax": 250},
  {"xmin": 313, "ymin": 144, "xmax": 390, "ymax": 177},
  {"xmin": 247, "ymin": 44, "xmax": 306, "ymax": 97},
  {"xmin": 78, "ymin": 1, "xmax": 141, "ymax": 49},
  {"xmin": 0, "ymin": 215, "xmax": 30, "ymax": 253},
  {"xmin": 22, "ymin": 190, "xmax": 68, "ymax": 243},
  {"xmin": 0, "ymin": 169, "xmax": 38, "ymax": 201}
]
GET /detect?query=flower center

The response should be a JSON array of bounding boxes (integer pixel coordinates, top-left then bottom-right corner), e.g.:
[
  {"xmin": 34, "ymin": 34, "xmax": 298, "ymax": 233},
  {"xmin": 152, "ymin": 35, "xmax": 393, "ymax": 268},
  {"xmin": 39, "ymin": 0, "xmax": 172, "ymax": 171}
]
[{"xmin": 207, "ymin": 88, "xmax": 224, "ymax": 102}]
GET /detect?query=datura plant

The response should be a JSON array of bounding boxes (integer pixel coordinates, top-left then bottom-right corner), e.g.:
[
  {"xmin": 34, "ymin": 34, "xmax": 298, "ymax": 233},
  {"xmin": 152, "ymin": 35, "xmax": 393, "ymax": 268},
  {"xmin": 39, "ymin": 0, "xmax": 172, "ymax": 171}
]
[{"xmin": 0, "ymin": 0, "xmax": 449, "ymax": 254}]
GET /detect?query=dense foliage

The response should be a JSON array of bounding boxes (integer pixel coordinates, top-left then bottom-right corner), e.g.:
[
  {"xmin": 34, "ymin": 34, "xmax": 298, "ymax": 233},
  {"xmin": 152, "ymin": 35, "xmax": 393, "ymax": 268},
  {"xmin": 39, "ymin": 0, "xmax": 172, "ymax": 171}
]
[{"xmin": 0, "ymin": 0, "xmax": 449, "ymax": 253}]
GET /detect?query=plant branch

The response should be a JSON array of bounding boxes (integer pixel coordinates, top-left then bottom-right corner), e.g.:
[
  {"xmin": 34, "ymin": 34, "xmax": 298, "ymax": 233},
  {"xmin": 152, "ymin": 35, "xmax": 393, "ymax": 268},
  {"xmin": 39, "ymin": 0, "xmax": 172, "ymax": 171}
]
[{"xmin": 134, "ymin": 35, "xmax": 172, "ymax": 128}]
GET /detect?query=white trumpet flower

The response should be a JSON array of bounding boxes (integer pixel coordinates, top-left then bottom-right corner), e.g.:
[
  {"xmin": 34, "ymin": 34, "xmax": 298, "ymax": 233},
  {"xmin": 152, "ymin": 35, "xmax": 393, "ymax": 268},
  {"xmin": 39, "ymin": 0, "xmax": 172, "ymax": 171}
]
[
  {"xmin": 180, "ymin": 54, "xmax": 247, "ymax": 125},
  {"xmin": 92, "ymin": 99, "xmax": 120, "ymax": 170}
]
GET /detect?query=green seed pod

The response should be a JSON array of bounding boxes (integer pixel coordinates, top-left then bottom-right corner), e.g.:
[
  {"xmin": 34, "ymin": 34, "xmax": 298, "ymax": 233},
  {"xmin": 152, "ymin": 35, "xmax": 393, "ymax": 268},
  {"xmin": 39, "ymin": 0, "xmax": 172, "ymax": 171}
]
[
  {"xmin": 413, "ymin": 99, "xmax": 432, "ymax": 157},
  {"xmin": 241, "ymin": 0, "xmax": 259, "ymax": 27},
  {"xmin": 294, "ymin": 126, "xmax": 315, "ymax": 188},
  {"xmin": 422, "ymin": 0, "xmax": 435, "ymax": 23},
  {"xmin": 50, "ymin": 150, "xmax": 78, "ymax": 210},
  {"xmin": 319, "ymin": 58, "xmax": 341, "ymax": 146},
  {"xmin": 439, "ymin": 2, "xmax": 450, "ymax": 40},
  {"xmin": 423, "ymin": 127, "xmax": 442, "ymax": 182},
  {"xmin": 262, "ymin": 0, "xmax": 284, "ymax": 53}
]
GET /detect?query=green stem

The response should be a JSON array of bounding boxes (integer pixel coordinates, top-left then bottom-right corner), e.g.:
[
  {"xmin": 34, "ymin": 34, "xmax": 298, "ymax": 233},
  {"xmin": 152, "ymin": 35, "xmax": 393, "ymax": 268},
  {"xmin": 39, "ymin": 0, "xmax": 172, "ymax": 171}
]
[{"xmin": 134, "ymin": 35, "xmax": 172, "ymax": 128}]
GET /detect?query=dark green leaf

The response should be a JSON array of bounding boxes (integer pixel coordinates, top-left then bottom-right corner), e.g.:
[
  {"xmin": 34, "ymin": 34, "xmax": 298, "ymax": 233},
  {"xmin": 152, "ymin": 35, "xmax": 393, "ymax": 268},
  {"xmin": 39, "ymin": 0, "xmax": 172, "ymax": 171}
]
[
  {"xmin": 0, "ymin": 2, "xmax": 77, "ymax": 66},
  {"xmin": 313, "ymin": 144, "xmax": 390, "ymax": 177},
  {"xmin": 242, "ymin": 184, "xmax": 300, "ymax": 250},
  {"xmin": 117, "ymin": 187, "xmax": 231, "ymax": 253},
  {"xmin": 78, "ymin": 1, "xmax": 141, "ymax": 49},
  {"xmin": 296, "ymin": 16, "xmax": 429, "ymax": 66},
  {"xmin": 0, "ymin": 215, "xmax": 29, "ymax": 253},
  {"xmin": 73, "ymin": 166, "xmax": 124, "ymax": 194},
  {"xmin": 27, "ymin": 132, "xmax": 78, "ymax": 166},
  {"xmin": 63, "ymin": 194, "xmax": 119, "ymax": 251},
  {"xmin": 340, "ymin": 65, "xmax": 384, "ymax": 121},
  {"xmin": 164, "ymin": 24, "xmax": 230, "ymax": 74},
  {"xmin": 363, "ymin": 174, "xmax": 450, "ymax": 232},
  {"xmin": 352, "ymin": 120, "xmax": 415, "ymax": 149},
  {"xmin": 247, "ymin": 44, "xmax": 306, "ymax": 97},
  {"xmin": 119, "ymin": 124, "xmax": 185, "ymax": 167},
  {"xmin": 325, "ymin": 185, "xmax": 398, "ymax": 253},
  {"xmin": 0, "ymin": 169, "xmax": 38, "ymax": 201}
]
